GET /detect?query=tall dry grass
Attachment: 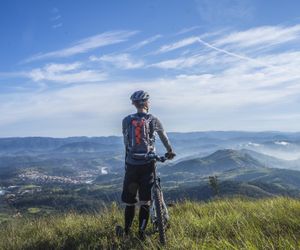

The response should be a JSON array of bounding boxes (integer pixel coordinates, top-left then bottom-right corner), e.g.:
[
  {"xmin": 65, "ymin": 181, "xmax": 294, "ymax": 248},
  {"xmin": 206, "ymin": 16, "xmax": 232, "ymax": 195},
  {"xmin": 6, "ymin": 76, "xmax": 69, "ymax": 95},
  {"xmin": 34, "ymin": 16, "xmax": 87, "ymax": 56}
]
[{"xmin": 1, "ymin": 197, "xmax": 300, "ymax": 249}]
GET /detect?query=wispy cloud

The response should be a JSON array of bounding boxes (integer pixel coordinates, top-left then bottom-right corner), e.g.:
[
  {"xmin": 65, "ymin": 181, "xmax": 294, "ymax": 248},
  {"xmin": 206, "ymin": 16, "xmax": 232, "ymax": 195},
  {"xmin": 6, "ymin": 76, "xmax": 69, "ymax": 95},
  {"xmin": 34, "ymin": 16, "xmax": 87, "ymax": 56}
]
[
  {"xmin": 150, "ymin": 53, "xmax": 210, "ymax": 69},
  {"xmin": 128, "ymin": 35, "xmax": 162, "ymax": 50},
  {"xmin": 52, "ymin": 23, "xmax": 63, "ymax": 29},
  {"xmin": 175, "ymin": 26, "xmax": 201, "ymax": 35},
  {"xmin": 89, "ymin": 53, "xmax": 144, "ymax": 69},
  {"xmin": 26, "ymin": 62, "xmax": 107, "ymax": 83},
  {"xmin": 1, "ymin": 68, "xmax": 300, "ymax": 136},
  {"xmin": 3, "ymin": 23, "xmax": 300, "ymax": 135},
  {"xmin": 194, "ymin": 0, "xmax": 254, "ymax": 25},
  {"xmin": 155, "ymin": 30, "xmax": 229, "ymax": 54},
  {"xmin": 156, "ymin": 36, "xmax": 200, "ymax": 54},
  {"xmin": 196, "ymin": 38, "xmax": 274, "ymax": 68},
  {"xmin": 50, "ymin": 15, "xmax": 61, "ymax": 22},
  {"xmin": 215, "ymin": 24, "xmax": 300, "ymax": 49},
  {"xmin": 151, "ymin": 37, "xmax": 272, "ymax": 70},
  {"xmin": 50, "ymin": 7, "xmax": 62, "ymax": 29},
  {"xmin": 152, "ymin": 24, "xmax": 300, "ymax": 70},
  {"xmin": 23, "ymin": 30, "xmax": 138, "ymax": 63}
]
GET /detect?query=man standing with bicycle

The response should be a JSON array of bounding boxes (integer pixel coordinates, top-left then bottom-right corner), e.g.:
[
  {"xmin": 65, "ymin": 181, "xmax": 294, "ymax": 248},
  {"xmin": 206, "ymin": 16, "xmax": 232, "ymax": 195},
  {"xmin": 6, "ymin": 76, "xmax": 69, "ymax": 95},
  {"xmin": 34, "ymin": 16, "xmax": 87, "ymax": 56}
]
[{"xmin": 121, "ymin": 90, "xmax": 176, "ymax": 240}]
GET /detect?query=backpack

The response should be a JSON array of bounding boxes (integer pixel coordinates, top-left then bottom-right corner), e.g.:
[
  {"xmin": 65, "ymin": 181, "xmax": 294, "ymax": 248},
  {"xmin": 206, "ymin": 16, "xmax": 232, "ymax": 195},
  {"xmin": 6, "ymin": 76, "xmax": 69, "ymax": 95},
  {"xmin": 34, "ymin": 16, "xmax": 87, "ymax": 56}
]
[{"xmin": 127, "ymin": 114, "xmax": 154, "ymax": 158}]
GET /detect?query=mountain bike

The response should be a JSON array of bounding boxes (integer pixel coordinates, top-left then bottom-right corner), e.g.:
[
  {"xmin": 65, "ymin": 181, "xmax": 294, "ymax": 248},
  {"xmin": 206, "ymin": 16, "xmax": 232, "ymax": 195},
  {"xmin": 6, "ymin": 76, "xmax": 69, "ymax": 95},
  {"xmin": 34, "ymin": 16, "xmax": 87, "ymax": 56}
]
[
  {"xmin": 116, "ymin": 152, "xmax": 171, "ymax": 245},
  {"xmin": 146, "ymin": 152, "xmax": 170, "ymax": 245}
]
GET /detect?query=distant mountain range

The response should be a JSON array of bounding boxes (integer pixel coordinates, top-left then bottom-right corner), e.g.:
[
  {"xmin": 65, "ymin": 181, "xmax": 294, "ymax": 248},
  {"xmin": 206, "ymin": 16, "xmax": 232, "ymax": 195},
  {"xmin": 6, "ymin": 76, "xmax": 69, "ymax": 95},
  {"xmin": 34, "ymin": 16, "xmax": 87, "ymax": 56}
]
[
  {"xmin": 161, "ymin": 149, "xmax": 264, "ymax": 176},
  {"xmin": 92, "ymin": 145, "xmax": 300, "ymax": 200},
  {"xmin": 239, "ymin": 149, "xmax": 300, "ymax": 170},
  {"xmin": 55, "ymin": 141, "xmax": 123, "ymax": 153},
  {"xmin": 1, "ymin": 131, "xmax": 300, "ymax": 207},
  {"xmin": 1, "ymin": 131, "xmax": 300, "ymax": 154},
  {"xmin": 0, "ymin": 136, "xmax": 122, "ymax": 154}
]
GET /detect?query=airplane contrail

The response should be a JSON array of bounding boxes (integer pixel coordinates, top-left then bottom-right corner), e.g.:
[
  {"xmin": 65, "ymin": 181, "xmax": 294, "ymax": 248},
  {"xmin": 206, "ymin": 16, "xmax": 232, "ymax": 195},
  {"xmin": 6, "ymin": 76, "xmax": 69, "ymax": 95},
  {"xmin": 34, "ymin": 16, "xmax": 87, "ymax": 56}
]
[{"xmin": 197, "ymin": 37, "xmax": 275, "ymax": 69}]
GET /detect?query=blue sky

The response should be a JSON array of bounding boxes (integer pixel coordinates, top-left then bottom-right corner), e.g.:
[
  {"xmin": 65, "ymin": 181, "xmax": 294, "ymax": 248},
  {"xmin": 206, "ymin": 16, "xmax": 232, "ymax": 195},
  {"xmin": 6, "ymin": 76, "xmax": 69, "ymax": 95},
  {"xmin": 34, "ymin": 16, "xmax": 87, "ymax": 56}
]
[{"xmin": 1, "ymin": 0, "xmax": 300, "ymax": 137}]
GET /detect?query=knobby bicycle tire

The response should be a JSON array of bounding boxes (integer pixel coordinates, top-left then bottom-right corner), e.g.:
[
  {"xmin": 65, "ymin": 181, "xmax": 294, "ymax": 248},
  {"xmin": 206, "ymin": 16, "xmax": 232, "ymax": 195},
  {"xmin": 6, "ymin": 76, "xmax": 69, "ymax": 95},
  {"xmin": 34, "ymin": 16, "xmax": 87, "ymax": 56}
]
[{"xmin": 154, "ymin": 187, "xmax": 166, "ymax": 245}]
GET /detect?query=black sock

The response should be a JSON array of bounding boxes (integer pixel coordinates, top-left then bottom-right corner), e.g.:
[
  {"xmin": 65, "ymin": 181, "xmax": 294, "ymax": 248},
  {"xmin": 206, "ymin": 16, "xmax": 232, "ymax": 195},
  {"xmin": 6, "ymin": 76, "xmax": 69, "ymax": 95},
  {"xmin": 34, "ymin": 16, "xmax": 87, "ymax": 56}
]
[
  {"xmin": 124, "ymin": 205, "xmax": 135, "ymax": 234},
  {"xmin": 139, "ymin": 205, "xmax": 150, "ymax": 231}
]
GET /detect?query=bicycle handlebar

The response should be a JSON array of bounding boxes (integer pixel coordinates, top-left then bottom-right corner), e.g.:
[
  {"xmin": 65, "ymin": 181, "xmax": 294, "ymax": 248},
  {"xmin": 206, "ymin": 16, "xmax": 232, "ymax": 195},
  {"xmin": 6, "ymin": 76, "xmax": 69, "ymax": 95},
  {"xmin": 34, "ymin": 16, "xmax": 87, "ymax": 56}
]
[
  {"xmin": 145, "ymin": 152, "xmax": 167, "ymax": 162},
  {"xmin": 132, "ymin": 152, "xmax": 167, "ymax": 162}
]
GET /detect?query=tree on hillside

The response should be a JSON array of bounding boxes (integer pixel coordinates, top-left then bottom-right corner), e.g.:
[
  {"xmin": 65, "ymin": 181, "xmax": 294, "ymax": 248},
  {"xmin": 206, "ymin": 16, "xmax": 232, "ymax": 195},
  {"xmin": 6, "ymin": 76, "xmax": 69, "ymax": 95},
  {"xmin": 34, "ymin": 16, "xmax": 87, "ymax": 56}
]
[{"xmin": 209, "ymin": 175, "xmax": 219, "ymax": 196}]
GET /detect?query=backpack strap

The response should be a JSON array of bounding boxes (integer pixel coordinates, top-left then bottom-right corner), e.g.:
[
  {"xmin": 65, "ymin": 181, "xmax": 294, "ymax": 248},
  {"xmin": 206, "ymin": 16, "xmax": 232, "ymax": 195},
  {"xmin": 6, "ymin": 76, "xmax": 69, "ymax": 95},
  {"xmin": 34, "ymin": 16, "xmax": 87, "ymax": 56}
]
[{"xmin": 145, "ymin": 114, "xmax": 154, "ymax": 139}]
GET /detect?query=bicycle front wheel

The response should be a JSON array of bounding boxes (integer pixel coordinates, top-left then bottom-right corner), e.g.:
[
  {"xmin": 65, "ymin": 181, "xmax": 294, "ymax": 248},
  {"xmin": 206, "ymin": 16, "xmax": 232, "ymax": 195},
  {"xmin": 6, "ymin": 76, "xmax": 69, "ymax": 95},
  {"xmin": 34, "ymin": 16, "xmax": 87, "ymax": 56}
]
[{"xmin": 154, "ymin": 187, "xmax": 166, "ymax": 245}]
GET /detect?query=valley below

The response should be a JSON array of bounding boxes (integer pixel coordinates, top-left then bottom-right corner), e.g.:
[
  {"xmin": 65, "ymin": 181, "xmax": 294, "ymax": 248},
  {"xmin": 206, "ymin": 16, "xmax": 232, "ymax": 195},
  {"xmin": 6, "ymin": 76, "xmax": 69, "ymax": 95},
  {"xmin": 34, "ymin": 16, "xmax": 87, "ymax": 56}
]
[{"xmin": 1, "ymin": 131, "xmax": 300, "ymax": 222}]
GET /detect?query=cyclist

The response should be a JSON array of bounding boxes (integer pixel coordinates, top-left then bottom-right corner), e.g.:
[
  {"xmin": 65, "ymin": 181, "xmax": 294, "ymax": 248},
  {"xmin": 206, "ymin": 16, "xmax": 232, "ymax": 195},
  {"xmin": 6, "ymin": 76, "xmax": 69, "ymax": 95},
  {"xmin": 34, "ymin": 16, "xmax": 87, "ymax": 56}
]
[{"xmin": 121, "ymin": 90, "xmax": 175, "ymax": 239}]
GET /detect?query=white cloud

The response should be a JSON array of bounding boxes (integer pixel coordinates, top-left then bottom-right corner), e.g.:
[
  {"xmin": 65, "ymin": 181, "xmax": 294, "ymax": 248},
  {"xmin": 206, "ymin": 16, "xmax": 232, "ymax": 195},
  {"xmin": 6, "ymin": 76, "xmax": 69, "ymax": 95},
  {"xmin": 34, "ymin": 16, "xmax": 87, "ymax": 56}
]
[
  {"xmin": 24, "ymin": 30, "xmax": 138, "ymax": 63},
  {"xmin": 156, "ymin": 36, "xmax": 200, "ymax": 54},
  {"xmin": 26, "ymin": 62, "xmax": 107, "ymax": 83},
  {"xmin": 150, "ymin": 53, "xmax": 211, "ymax": 69},
  {"xmin": 196, "ymin": 38, "xmax": 274, "ymax": 68},
  {"xmin": 3, "ymin": 24, "xmax": 300, "ymax": 135},
  {"xmin": 50, "ymin": 8, "xmax": 63, "ymax": 30},
  {"xmin": 90, "ymin": 53, "xmax": 144, "ymax": 69},
  {"xmin": 44, "ymin": 62, "xmax": 82, "ymax": 73},
  {"xmin": 52, "ymin": 23, "xmax": 62, "ymax": 29},
  {"xmin": 154, "ymin": 36, "xmax": 274, "ymax": 69},
  {"xmin": 195, "ymin": 0, "xmax": 253, "ymax": 24},
  {"xmin": 50, "ymin": 15, "xmax": 61, "ymax": 21},
  {"xmin": 152, "ymin": 24, "xmax": 300, "ymax": 71},
  {"xmin": 129, "ymin": 35, "xmax": 162, "ymax": 50},
  {"xmin": 1, "ymin": 64, "xmax": 300, "ymax": 136},
  {"xmin": 175, "ymin": 26, "xmax": 201, "ymax": 35},
  {"xmin": 215, "ymin": 24, "xmax": 300, "ymax": 49}
]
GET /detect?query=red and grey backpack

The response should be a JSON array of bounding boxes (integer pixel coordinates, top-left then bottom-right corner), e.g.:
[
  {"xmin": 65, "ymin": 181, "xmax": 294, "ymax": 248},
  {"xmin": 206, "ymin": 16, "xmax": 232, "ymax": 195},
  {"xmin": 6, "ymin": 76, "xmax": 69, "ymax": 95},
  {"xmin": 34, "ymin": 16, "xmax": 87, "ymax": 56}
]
[{"xmin": 127, "ymin": 114, "xmax": 154, "ymax": 158}]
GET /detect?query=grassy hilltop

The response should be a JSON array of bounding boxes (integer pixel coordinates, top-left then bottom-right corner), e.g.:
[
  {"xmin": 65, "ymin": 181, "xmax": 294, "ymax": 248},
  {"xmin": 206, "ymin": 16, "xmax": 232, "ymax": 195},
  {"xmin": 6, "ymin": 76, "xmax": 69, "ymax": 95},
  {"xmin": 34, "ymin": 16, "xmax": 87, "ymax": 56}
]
[{"xmin": 1, "ymin": 197, "xmax": 300, "ymax": 250}]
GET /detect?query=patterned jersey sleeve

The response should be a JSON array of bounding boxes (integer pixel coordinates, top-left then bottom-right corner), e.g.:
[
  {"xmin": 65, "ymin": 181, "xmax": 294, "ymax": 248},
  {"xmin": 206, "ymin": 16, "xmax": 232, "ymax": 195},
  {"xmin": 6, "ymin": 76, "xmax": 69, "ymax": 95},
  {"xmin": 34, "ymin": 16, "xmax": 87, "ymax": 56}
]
[{"xmin": 122, "ymin": 116, "xmax": 130, "ymax": 150}]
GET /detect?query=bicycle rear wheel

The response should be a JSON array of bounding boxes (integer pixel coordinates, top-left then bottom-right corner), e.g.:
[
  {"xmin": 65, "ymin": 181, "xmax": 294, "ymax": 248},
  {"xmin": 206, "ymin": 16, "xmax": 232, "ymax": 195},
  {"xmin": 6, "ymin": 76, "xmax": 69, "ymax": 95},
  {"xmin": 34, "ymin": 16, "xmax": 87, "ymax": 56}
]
[{"xmin": 154, "ymin": 187, "xmax": 166, "ymax": 245}]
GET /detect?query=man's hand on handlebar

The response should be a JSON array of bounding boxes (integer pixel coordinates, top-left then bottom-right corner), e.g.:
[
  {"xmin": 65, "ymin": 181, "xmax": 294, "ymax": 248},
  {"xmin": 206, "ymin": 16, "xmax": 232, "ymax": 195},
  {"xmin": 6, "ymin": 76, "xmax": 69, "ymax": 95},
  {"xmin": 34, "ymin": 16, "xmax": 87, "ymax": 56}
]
[
  {"xmin": 165, "ymin": 151, "xmax": 176, "ymax": 160},
  {"xmin": 145, "ymin": 152, "xmax": 175, "ymax": 162}
]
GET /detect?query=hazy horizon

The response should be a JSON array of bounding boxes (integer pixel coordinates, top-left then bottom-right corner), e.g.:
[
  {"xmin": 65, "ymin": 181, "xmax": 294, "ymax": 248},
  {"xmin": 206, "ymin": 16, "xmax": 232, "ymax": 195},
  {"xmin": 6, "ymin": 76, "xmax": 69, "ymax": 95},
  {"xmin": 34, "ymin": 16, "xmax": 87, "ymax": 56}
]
[{"xmin": 1, "ymin": 129, "xmax": 300, "ymax": 139}]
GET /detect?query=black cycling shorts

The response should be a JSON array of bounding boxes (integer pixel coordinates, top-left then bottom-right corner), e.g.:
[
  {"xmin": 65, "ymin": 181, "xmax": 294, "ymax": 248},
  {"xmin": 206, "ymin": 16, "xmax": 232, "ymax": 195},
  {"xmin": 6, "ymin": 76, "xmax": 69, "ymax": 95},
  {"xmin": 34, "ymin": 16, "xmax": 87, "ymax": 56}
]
[{"xmin": 121, "ymin": 162, "xmax": 154, "ymax": 205}]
